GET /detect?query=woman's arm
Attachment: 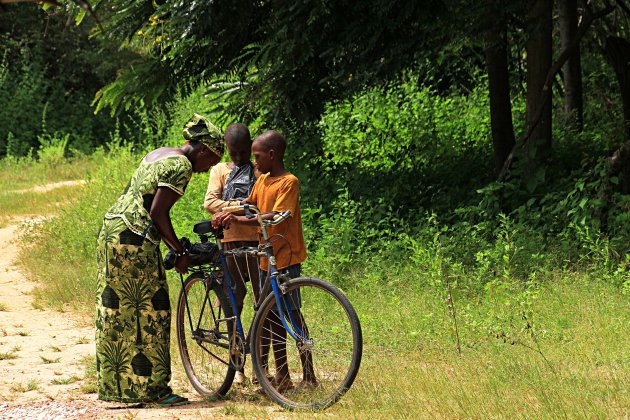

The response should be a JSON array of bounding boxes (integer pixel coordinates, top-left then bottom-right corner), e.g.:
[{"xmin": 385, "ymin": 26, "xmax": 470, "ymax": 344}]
[{"xmin": 150, "ymin": 186, "xmax": 189, "ymax": 273}]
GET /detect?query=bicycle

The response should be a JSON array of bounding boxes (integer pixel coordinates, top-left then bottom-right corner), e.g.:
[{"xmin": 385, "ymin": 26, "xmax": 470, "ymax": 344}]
[{"xmin": 172, "ymin": 204, "xmax": 362, "ymax": 410}]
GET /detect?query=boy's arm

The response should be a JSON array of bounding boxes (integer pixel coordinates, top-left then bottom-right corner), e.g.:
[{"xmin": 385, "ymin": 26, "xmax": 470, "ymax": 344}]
[
  {"xmin": 203, "ymin": 166, "xmax": 239, "ymax": 215},
  {"xmin": 212, "ymin": 211, "xmax": 278, "ymax": 227}
]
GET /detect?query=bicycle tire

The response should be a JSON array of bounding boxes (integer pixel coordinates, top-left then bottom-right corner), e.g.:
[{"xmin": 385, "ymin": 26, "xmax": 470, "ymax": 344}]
[
  {"xmin": 176, "ymin": 271, "xmax": 236, "ymax": 398},
  {"xmin": 250, "ymin": 276, "xmax": 362, "ymax": 410}
]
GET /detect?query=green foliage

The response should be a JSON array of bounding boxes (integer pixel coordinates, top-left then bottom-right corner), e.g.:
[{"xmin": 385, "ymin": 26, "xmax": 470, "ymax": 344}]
[
  {"xmin": 37, "ymin": 132, "xmax": 70, "ymax": 167},
  {"xmin": 313, "ymin": 72, "xmax": 494, "ymax": 223},
  {"xmin": 0, "ymin": 4, "xmax": 140, "ymax": 157},
  {"xmin": 89, "ymin": 0, "xmax": 471, "ymax": 131}
]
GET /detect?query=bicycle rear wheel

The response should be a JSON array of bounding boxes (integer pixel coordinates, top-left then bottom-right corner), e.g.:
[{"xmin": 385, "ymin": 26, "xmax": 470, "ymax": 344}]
[
  {"xmin": 176, "ymin": 271, "xmax": 236, "ymax": 398},
  {"xmin": 250, "ymin": 277, "xmax": 362, "ymax": 410}
]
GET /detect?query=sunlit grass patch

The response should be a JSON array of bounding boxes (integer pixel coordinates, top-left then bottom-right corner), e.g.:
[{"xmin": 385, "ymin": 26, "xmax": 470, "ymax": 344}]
[
  {"xmin": 50, "ymin": 376, "xmax": 81, "ymax": 385},
  {"xmin": 0, "ymin": 185, "xmax": 87, "ymax": 223},
  {"xmin": 0, "ymin": 351, "xmax": 18, "ymax": 360},
  {"xmin": 11, "ymin": 379, "xmax": 40, "ymax": 393},
  {"xmin": 79, "ymin": 354, "xmax": 97, "ymax": 394},
  {"xmin": 0, "ymin": 156, "xmax": 92, "ymax": 192}
]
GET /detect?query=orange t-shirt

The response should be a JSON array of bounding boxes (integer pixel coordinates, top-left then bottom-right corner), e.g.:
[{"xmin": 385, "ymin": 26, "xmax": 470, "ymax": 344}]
[{"xmin": 247, "ymin": 172, "xmax": 307, "ymax": 270}]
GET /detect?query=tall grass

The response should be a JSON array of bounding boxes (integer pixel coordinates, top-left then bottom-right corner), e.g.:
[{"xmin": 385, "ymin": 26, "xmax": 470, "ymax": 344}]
[{"xmin": 18, "ymin": 144, "xmax": 138, "ymax": 311}]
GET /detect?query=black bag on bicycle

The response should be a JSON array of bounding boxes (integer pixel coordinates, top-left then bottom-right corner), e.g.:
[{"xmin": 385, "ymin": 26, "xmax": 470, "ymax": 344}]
[{"xmin": 163, "ymin": 237, "xmax": 221, "ymax": 269}]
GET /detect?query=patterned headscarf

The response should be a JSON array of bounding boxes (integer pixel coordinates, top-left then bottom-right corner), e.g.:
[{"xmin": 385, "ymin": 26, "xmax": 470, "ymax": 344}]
[{"xmin": 182, "ymin": 113, "xmax": 224, "ymax": 159}]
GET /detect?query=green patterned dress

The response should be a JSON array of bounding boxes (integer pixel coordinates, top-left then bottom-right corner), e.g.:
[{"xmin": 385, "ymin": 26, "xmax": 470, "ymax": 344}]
[{"xmin": 95, "ymin": 154, "xmax": 192, "ymax": 403}]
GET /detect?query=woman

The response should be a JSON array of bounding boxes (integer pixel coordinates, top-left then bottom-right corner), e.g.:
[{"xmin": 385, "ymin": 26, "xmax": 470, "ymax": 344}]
[{"xmin": 95, "ymin": 114, "xmax": 223, "ymax": 406}]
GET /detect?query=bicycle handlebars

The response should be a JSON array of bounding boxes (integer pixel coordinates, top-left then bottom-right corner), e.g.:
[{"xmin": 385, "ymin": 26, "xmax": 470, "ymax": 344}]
[{"xmin": 221, "ymin": 204, "xmax": 291, "ymax": 226}]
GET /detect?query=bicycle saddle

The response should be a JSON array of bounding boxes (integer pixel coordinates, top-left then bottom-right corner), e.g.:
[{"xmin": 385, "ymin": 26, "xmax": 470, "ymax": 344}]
[{"xmin": 193, "ymin": 220, "xmax": 214, "ymax": 235}]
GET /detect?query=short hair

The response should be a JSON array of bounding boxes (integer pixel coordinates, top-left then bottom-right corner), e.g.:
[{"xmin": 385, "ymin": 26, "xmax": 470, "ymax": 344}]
[
  {"xmin": 225, "ymin": 123, "xmax": 251, "ymax": 145},
  {"xmin": 254, "ymin": 130, "xmax": 286, "ymax": 157}
]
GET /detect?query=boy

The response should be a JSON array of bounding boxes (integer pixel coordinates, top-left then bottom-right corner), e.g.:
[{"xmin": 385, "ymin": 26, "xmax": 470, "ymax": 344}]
[
  {"xmin": 212, "ymin": 130, "xmax": 315, "ymax": 391},
  {"xmin": 204, "ymin": 123, "xmax": 259, "ymax": 309},
  {"xmin": 204, "ymin": 123, "xmax": 259, "ymax": 384}
]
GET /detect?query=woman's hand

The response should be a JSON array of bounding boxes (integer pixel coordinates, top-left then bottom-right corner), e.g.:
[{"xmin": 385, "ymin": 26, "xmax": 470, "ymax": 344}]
[{"xmin": 174, "ymin": 253, "xmax": 190, "ymax": 274}]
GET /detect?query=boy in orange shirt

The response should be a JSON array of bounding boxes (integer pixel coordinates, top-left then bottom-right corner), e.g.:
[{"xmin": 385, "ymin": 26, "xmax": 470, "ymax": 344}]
[{"xmin": 212, "ymin": 130, "xmax": 315, "ymax": 391}]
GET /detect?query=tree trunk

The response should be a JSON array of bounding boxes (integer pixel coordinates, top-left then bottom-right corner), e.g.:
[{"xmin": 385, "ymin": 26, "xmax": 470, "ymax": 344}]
[
  {"xmin": 485, "ymin": 22, "xmax": 516, "ymax": 175},
  {"xmin": 558, "ymin": 0, "xmax": 584, "ymax": 130},
  {"xmin": 525, "ymin": 0, "xmax": 553, "ymax": 160},
  {"xmin": 604, "ymin": 36, "xmax": 630, "ymax": 193}
]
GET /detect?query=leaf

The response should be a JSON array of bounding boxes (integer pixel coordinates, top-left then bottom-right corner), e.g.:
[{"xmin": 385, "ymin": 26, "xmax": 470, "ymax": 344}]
[{"xmin": 75, "ymin": 9, "xmax": 86, "ymax": 26}]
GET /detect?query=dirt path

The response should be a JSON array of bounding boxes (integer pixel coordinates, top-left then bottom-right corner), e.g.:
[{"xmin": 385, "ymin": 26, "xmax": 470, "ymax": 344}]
[{"xmin": 13, "ymin": 180, "xmax": 87, "ymax": 194}]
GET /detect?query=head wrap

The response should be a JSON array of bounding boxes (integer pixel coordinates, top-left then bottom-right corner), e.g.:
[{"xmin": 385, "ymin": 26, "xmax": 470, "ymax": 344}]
[{"xmin": 182, "ymin": 113, "xmax": 224, "ymax": 159}]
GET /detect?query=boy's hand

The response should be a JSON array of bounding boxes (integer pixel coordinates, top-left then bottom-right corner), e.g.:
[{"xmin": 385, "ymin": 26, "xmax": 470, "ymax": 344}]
[{"xmin": 212, "ymin": 211, "xmax": 237, "ymax": 227}]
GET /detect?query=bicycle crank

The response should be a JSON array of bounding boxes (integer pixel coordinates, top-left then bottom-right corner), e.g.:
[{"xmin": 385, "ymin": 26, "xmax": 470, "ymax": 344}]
[{"xmin": 229, "ymin": 333, "xmax": 246, "ymax": 370}]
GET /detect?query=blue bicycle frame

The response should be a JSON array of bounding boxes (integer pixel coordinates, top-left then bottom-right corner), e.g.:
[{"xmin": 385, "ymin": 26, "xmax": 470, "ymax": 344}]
[{"xmin": 214, "ymin": 237, "xmax": 304, "ymax": 344}]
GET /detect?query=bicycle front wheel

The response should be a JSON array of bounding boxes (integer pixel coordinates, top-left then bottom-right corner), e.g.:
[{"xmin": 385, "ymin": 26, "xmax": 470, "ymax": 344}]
[
  {"xmin": 176, "ymin": 271, "xmax": 235, "ymax": 398},
  {"xmin": 250, "ymin": 277, "xmax": 362, "ymax": 410}
]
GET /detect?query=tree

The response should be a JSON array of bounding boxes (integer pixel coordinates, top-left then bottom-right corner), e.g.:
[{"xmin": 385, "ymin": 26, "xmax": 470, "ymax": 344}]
[
  {"xmin": 483, "ymin": 1, "xmax": 516, "ymax": 174},
  {"xmin": 605, "ymin": 36, "xmax": 630, "ymax": 192},
  {"xmin": 525, "ymin": 0, "xmax": 553, "ymax": 161},
  {"xmin": 83, "ymin": 1, "xmax": 450, "ymax": 124},
  {"xmin": 558, "ymin": 0, "xmax": 584, "ymax": 130}
]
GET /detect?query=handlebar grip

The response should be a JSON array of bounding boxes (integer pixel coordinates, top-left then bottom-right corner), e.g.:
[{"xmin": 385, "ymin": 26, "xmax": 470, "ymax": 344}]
[
  {"xmin": 221, "ymin": 205, "xmax": 244, "ymax": 212},
  {"xmin": 269, "ymin": 210, "xmax": 291, "ymax": 225}
]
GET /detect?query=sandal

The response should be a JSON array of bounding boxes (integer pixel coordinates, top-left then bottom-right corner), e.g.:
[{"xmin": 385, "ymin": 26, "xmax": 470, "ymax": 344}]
[{"xmin": 148, "ymin": 394, "xmax": 190, "ymax": 407}]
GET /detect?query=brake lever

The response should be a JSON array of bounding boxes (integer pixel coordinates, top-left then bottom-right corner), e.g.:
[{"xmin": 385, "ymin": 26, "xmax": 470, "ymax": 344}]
[{"xmin": 244, "ymin": 203, "xmax": 256, "ymax": 219}]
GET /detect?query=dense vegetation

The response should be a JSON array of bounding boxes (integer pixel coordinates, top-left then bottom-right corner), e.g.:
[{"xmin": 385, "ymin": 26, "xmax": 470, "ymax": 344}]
[{"xmin": 1, "ymin": 1, "xmax": 629, "ymax": 415}]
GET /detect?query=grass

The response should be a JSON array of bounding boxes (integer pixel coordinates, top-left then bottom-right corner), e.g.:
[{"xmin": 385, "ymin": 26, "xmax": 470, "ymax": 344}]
[
  {"xmin": 17, "ymin": 147, "xmax": 137, "ymax": 312},
  {"xmin": 162, "ymin": 274, "xmax": 630, "ymax": 418},
  {"xmin": 40, "ymin": 356, "xmax": 61, "ymax": 364},
  {"xmin": 79, "ymin": 354, "xmax": 97, "ymax": 394},
  {"xmin": 50, "ymin": 376, "xmax": 81, "ymax": 385},
  {"xmin": 0, "ymin": 303, "xmax": 7, "ymax": 311},
  {"xmin": 11, "ymin": 379, "xmax": 40, "ymax": 393},
  {"xmin": 0, "ymin": 352, "xmax": 18, "ymax": 360},
  {"xmin": 16, "ymin": 330, "xmax": 29, "ymax": 336},
  {"xmin": 0, "ymin": 156, "xmax": 92, "ymax": 226}
]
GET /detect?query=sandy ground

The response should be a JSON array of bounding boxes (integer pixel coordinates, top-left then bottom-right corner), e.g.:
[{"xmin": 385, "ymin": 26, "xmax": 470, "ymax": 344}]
[
  {"xmin": 0, "ymin": 220, "xmax": 105, "ymax": 418},
  {"xmin": 0, "ymin": 213, "xmax": 273, "ymax": 418}
]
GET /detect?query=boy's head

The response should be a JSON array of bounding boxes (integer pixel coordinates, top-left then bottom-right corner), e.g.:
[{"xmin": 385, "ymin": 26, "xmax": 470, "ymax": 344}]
[
  {"xmin": 252, "ymin": 130, "xmax": 286, "ymax": 174},
  {"xmin": 225, "ymin": 123, "xmax": 252, "ymax": 166}
]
